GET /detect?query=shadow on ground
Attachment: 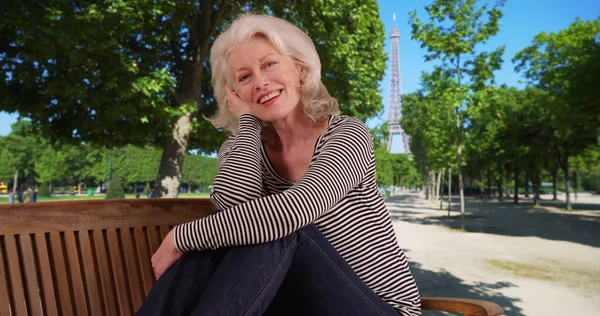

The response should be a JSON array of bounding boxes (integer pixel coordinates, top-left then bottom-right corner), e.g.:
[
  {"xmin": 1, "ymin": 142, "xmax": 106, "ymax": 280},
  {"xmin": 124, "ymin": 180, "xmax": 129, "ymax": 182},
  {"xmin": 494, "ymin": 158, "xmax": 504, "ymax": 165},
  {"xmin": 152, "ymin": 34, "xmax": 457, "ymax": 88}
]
[
  {"xmin": 387, "ymin": 194, "xmax": 600, "ymax": 249},
  {"xmin": 538, "ymin": 199, "xmax": 600, "ymax": 211},
  {"xmin": 410, "ymin": 261, "xmax": 523, "ymax": 315}
]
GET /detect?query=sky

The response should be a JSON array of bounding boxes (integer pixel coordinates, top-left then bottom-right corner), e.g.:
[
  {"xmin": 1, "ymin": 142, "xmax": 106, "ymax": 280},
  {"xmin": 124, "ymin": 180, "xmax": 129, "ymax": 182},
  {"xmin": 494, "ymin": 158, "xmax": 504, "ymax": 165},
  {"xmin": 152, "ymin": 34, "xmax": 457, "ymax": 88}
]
[
  {"xmin": 1, "ymin": 0, "xmax": 599, "ymax": 149},
  {"xmin": 373, "ymin": 0, "xmax": 600, "ymax": 152}
]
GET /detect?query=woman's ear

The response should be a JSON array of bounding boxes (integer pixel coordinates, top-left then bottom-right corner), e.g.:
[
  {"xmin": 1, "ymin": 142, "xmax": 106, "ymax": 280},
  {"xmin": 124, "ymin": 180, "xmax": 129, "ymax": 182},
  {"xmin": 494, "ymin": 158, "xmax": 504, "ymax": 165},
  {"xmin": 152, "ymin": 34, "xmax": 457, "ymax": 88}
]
[{"xmin": 297, "ymin": 65, "xmax": 307, "ymax": 81}]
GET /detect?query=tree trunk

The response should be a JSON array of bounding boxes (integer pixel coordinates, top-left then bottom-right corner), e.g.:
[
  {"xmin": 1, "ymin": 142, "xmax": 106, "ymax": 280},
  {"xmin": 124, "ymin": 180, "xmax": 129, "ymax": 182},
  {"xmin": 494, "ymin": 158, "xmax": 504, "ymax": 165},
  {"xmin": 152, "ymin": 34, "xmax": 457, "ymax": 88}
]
[
  {"xmin": 498, "ymin": 167, "xmax": 504, "ymax": 202},
  {"xmin": 429, "ymin": 171, "xmax": 435, "ymax": 201},
  {"xmin": 436, "ymin": 169, "xmax": 443, "ymax": 203},
  {"xmin": 480, "ymin": 171, "xmax": 484, "ymax": 199},
  {"xmin": 151, "ymin": 0, "xmax": 230, "ymax": 198},
  {"xmin": 422, "ymin": 171, "xmax": 429, "ymax": 200},
  {"xmin": 533, "ymin": 171, "xmax": 540, "ymax": 206},
  {"xmin": 188, "ymin": 183, "xmax": 192, "ymax": 195},
  {"xmin": 448, "ymin": 168, "xmax": 452, "ymax": 216},
  {"xmin": 431, "ymin": 170, "xmax": 436, "ymax": 201},
  {"xmin": 152, "ymin": 113, "xmax": 194, "ymax": 198},
  {"xmin": 514, "ymin": 164, "xmax": 519, "ymax": 204},
  {"xmin": 535, "ymin": 172, "xmax": 541, "ymax": 201},
  {"xmin": 455, "ymin": 112, "xmax": 465, "ymax": 230},
  {"xmin": 574, "ymin": 172, "xmax": 578, "ymax": 202},
  {"xmin": 552, "ymin": 165, "xmax": 558, "ymax": 200},
  {"xmin": 562, "ymin": 156, "xmax": 571, "ymax": 211},
  {"xmin": 428, "ymin": 170, "xmax": 435, "ymax": 201},
  {"xmin": 524, "ymin": 172, "xmax": 529, "ymax": 198},
  {"xmin": 13, "ymin": 169, "xmax": 18, "ymax": 195},
  {"xmin": 487, "ymin": 168, "xmax": 492, "ymax": 199},
  {"xmin": 439, "ymin": 169, "xmax": 445, "ymax": 210}
]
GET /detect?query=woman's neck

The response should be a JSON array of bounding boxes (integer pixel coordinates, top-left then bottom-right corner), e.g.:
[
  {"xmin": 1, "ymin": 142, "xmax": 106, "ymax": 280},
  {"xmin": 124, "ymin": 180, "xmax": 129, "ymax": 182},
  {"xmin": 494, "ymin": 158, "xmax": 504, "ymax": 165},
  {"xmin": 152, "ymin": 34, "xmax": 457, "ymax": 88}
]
[{"xmin": 268, "ymin": 108, "xmax": 329, "ymax": 151}]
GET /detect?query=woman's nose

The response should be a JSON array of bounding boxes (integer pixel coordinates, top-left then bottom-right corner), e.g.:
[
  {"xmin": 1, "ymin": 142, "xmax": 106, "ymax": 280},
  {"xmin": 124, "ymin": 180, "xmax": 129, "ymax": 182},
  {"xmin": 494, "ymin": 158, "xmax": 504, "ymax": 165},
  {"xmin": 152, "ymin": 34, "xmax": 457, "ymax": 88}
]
[{"xmin": 254, "ymin": 73, "xmax": 270, "ymax": 90}]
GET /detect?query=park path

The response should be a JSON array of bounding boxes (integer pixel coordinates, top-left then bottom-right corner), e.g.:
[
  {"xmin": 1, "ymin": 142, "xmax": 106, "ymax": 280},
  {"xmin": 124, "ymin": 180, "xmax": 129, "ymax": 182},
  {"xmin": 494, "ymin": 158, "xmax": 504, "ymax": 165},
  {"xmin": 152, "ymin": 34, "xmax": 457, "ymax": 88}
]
[{"xmin": 387, "ymin": 193, "xmax": 600, "ymax": 316}]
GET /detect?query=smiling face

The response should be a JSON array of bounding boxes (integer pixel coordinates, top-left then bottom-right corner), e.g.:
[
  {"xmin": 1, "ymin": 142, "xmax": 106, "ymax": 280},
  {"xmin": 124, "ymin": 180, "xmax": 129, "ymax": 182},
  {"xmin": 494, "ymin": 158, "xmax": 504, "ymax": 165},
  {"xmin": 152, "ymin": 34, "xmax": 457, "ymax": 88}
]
[{"xmin": 227, "ymin": 36, "xmax": 304, "ymax": 123}]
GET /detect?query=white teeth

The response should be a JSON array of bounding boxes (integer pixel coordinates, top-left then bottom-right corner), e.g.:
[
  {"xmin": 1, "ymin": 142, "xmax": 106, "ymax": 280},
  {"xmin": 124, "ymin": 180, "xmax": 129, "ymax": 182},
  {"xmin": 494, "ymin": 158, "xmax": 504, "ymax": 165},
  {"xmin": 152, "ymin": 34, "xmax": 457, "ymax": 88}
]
[{"xmin": 259, "ymin": 91, "xmax": 280, "ymax": 104}]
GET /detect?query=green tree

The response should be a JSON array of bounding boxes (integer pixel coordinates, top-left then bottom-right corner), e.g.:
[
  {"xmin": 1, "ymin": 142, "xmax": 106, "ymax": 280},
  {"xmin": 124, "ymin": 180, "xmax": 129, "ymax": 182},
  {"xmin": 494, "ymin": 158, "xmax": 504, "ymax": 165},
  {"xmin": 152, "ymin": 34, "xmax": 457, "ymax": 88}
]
[
  {"xmin": 513, "ymin": 17, "xmax": 600, "ymax": 210},
  {"xmin": 370, "ymin": 124, "xmax": 394, "ymax": 186},
  {"xmin": 401, "ymin": 82, "xmax": 455, "ymax": 202},
  {"xmin": 38, "ymin": 181, "xmax": 51, "ymax": 197},
  {"xmin": 0, "ymin": 140, "xmax": 15, "ymax": 183},
  {"xmin": 106, "ymin": 174, "xmax": 125, "ymax": 199},
  {"xmin": 0, "ymin": 121, "xmax": 42, "ymax": 192},
  {"xmin": 579, "ymin": 141, "xmax": 600, "ymax": 193},
  {"xmin": 1, "ymin": 0, "xmax": 387, "ymax": 198},
  {"xmin": 182, "ymin": 154, "xmax": 203, "ymax": 192},
  {"xmin": 144, "ymin": 182, "xmax": 152, "ymax": 195},
  {"xmin": 35, "ymin": 145, "xmax": 69, "ymax": 191},
  {"xmin": 409, "ymin": 0, "xmax": 506, "ymax": 219},
  {"xmin": 196, "ymin": 156, "xmax": 219, "ymax": 192},
  {"xmin": 111, "ymin": 145, "xmax": 161, "ymax": 192}
]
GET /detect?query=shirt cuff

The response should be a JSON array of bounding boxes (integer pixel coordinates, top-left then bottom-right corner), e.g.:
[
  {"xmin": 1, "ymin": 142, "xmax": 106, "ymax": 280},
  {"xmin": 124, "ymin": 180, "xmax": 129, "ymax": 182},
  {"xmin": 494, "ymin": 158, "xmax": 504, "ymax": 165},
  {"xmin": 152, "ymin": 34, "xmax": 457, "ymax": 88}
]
[
  {"xmin": 238, "ymin": 114, "xmax": 261, "ymax": 131},
  {"xmin": 173, "ymin": 221, "xmax": 196, "ymax": 253}
]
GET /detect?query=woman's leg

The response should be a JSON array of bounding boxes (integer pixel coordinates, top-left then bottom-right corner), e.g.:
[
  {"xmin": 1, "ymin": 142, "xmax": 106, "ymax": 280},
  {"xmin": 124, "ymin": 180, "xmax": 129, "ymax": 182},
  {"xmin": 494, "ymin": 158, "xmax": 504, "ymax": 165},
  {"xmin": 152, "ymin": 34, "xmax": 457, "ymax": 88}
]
[
  {"xmin": 135, "ymin": 248, "xmax": 229, "ymax": 316},
  {"xmin": 136, "ymin": 231, "xmax": 299, "ymax": 316},
  {"xmin": 265, "ymin": 225, "xmax": 399, "ymax": 316},
  {"xmin": 138, "ymin": 225, "xmax": 397, "ymax": 316}
]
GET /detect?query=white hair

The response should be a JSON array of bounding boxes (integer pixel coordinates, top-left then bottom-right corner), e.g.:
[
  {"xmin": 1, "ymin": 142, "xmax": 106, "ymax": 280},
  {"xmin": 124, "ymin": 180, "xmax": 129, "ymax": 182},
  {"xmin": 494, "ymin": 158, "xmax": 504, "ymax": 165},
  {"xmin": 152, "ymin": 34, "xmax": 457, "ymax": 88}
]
[{"xmin": 207, "ymin": 13, "xmax": 339, "ymax": 133}]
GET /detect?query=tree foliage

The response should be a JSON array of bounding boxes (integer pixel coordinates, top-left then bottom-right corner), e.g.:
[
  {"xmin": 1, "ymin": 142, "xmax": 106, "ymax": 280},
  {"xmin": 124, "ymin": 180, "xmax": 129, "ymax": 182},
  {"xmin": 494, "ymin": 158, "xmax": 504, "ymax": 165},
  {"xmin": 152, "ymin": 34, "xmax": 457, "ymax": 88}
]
[
  {"xmin": 106, "ymin": 174, "xmax": 125, "ymax": 199},
  {"xmin": 513, "ymin": 17, "xmax": 600, "ymax": 209},
  {"xmin": 408, "ymin": 0, "xmax": 506, "ymax": 217},
  {"xmin": 0, "ymin": 0, "xmax": 388, "ymax": 197},
  {"xmin": 370, "ymin": 124, "xmax": 421, "ymax": 188},
  {"xmin": 1, "ymin": 124, "xmax": 219, "ymax": 192}
]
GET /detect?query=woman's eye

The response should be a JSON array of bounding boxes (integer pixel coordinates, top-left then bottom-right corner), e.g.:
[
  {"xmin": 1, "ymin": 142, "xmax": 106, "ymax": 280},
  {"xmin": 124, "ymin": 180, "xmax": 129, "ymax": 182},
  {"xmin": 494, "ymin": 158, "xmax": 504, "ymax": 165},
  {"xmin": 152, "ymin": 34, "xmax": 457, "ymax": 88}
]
[
  {"xmin": 265, "ymin": 61, "xmax": 277, "ymax": 68},
  {"xmin": 239, "ymin": 75, "xmax": 249, "ymax": 82}
]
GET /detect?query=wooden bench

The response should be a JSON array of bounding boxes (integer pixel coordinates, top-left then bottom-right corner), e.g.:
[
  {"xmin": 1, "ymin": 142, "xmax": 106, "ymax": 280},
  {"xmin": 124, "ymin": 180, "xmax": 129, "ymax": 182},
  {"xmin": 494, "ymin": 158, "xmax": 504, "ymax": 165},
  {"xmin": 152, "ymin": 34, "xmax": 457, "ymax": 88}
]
[{"xmin": 0, "ymin": 199, "xmax": 503, "ymax": 315}]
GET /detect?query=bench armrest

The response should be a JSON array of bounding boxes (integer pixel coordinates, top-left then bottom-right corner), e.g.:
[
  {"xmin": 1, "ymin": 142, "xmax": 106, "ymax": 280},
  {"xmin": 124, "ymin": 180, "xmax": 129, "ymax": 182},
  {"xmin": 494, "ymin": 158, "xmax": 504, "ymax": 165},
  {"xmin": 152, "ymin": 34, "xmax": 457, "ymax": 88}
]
[{"xmin": 421, "ymin": 297, "xmax": 503, "ymax": 316}]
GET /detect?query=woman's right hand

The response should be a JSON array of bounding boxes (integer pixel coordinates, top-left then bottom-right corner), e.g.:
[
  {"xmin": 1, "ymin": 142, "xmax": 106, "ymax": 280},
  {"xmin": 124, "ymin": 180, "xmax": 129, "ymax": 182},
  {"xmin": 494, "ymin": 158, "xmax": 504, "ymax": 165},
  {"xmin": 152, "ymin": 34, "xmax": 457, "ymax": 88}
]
[{"xmin": 226, "ymin": 86, "xmax": 253, "ymax": 119}]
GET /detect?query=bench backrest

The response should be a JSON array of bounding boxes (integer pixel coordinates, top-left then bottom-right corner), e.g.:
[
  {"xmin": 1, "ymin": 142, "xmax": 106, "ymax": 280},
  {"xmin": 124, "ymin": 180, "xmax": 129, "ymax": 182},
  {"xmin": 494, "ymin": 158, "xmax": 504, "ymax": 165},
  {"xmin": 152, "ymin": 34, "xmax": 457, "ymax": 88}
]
[{"xmin": 0, "ymin": 199, "xmax": 214, "ymax": 316}]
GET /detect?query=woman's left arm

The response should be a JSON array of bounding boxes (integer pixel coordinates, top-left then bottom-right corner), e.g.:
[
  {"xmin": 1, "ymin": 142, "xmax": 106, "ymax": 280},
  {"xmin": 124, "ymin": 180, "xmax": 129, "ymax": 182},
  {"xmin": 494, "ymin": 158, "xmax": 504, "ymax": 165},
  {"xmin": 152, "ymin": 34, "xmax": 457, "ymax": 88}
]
[{"xmin": 174, "ymin": 118, "xmax": 374, "ymax": 252}]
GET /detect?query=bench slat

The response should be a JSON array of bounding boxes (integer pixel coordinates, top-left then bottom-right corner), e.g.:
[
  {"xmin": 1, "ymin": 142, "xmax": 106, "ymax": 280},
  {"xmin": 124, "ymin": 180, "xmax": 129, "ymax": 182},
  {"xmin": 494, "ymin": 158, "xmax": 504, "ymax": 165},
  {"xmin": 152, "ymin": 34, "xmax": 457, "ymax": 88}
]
[
  {"xmin": 147, "ymin": 226, "xmax": 161, "ymax": 255},
  {"xmin": 134, "ymin": 226, "xmax": 155, "ymax": 296},
  {"xmin": 0, "ymin": 238, "xmax": 14, "ymax": 316},
  {"xmin": 35, "ymin": 233, "xmax": 59, "ymax": 315},
  {"xmin": 107, "ymin": 228, "xmax": 133, "ymax": 315},
  {"xmin": 50, "ymin": 232, "xmax": 75, "ymax": 315},
  {"xmin": 93, "ymin": 230, "xmax": 118, "ymax": 316},
  {"xmin": 120, "ymin": 227, "xmax": 144, "ymax": 312},
  {"xmin": 19, "ymin": 235, "xmax": 44, "ymax": 316},
  {"xmin": 5, "ymin": 235, "xmax": 29, "ymax": 315},
  {"xmin": 159, "ymin": 225, "xmax": 170, "ymax": 241},
  {"xmin": 79, "ymin": 231, "xmax": 104, "ymax": 315},
  {"xmin": 64, "ymin": 231, "xmax": 89, "ymax": 315},
  {"xmin": 0, "ymin": 199, "xmax": 216, "ymax": 315},
  {"xmin": 0, "ymin": 199, "xmax": 215, "ymax": 235}
]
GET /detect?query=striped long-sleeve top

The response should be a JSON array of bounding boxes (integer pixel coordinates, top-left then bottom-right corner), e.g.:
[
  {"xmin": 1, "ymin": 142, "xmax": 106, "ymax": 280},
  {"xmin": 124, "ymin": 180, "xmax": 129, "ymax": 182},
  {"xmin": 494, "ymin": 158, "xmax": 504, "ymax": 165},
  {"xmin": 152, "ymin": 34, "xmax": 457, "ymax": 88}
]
[{"xmin": 174, "ymin": 114, "xmax": 421, "ymax": 315}]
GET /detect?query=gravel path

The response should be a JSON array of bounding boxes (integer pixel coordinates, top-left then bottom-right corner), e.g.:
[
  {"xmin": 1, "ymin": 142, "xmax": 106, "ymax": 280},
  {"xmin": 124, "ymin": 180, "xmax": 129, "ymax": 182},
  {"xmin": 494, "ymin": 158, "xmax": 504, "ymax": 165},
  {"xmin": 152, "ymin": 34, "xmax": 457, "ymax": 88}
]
[{"xmin": 388, "ymin": 193, "xmax": 600, "ymax": 316}]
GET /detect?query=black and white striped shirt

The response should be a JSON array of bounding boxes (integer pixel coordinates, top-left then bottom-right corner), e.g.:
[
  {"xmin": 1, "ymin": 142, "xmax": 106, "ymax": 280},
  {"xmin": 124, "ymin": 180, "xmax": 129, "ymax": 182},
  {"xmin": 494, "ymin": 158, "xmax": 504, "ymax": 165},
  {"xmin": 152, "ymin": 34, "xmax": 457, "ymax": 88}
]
[{"xmin": 175, "ymin": 114, "xmax": 421, "ymax": 315}]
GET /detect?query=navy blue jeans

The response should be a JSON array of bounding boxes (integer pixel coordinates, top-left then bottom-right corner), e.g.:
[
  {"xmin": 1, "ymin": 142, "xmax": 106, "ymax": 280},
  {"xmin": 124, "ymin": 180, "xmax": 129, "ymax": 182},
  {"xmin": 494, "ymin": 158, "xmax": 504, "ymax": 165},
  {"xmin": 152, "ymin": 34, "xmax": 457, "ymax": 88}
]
[{"xmin": 136, "ymin": 225, "xmax": 398, "ymax": 315}]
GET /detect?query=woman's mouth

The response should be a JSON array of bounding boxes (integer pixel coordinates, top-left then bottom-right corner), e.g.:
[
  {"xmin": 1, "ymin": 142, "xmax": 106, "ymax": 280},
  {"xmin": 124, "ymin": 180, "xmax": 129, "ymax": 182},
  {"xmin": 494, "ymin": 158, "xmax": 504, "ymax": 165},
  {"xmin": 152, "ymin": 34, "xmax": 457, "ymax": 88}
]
[{"xmin": 258, "ymin": 90, "xmax": 282, "ymax": 106}]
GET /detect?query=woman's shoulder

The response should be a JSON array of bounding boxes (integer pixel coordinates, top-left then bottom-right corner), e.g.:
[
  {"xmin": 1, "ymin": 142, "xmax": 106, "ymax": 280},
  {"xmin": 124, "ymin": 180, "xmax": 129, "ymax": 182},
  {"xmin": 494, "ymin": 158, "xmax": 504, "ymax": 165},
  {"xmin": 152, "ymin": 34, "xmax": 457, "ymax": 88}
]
[
  {"xmin": 320, "ymin": 115, "xmax": 374, "ymax": 152},
  {"xmin": 328, "ymin": 115, "xmax": 372, "ymax": 138}
]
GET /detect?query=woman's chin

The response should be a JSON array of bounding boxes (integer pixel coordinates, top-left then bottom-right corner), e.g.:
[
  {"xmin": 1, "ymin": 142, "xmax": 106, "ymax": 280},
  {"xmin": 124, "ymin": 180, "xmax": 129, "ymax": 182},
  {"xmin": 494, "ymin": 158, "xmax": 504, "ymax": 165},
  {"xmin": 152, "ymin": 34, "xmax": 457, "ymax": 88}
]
[{"xmin": 255, "ymin": 108, "xmax": 296, "ymax": 123}]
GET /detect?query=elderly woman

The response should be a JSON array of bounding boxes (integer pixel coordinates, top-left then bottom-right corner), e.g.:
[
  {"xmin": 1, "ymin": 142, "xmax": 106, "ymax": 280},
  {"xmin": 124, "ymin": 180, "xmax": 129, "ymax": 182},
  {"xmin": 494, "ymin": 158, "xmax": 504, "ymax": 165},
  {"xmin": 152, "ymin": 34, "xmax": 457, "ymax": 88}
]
[{"xmin": 137, "ymin": 14, "xmax": 420, "ymax": 315}]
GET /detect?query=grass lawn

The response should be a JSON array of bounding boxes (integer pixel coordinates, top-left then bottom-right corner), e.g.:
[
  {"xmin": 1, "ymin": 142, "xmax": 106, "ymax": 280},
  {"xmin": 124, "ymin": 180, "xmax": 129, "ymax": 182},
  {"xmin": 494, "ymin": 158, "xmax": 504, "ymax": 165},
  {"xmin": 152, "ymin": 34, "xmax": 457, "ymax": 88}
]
[{"xmin": 0, "ymin": 192, "xmax": 211, "ymax": 204}]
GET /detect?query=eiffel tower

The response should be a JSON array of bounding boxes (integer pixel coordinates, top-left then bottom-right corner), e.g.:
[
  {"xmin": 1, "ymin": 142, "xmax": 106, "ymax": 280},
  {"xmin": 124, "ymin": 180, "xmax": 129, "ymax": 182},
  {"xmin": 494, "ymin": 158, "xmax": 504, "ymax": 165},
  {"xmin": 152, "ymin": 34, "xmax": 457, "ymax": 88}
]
[{"xmin": 387, "ymin": 13, "xmax": 410, "ymax": 154}]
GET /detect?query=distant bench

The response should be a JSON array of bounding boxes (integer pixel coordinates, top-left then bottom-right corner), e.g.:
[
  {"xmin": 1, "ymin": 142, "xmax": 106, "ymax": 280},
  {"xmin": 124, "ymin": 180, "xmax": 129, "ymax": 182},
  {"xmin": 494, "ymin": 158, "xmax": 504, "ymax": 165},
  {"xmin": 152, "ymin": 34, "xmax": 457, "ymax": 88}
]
[{"xmin": 0, "ymin": 199, "xmax": 502, "ymax": 315}]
